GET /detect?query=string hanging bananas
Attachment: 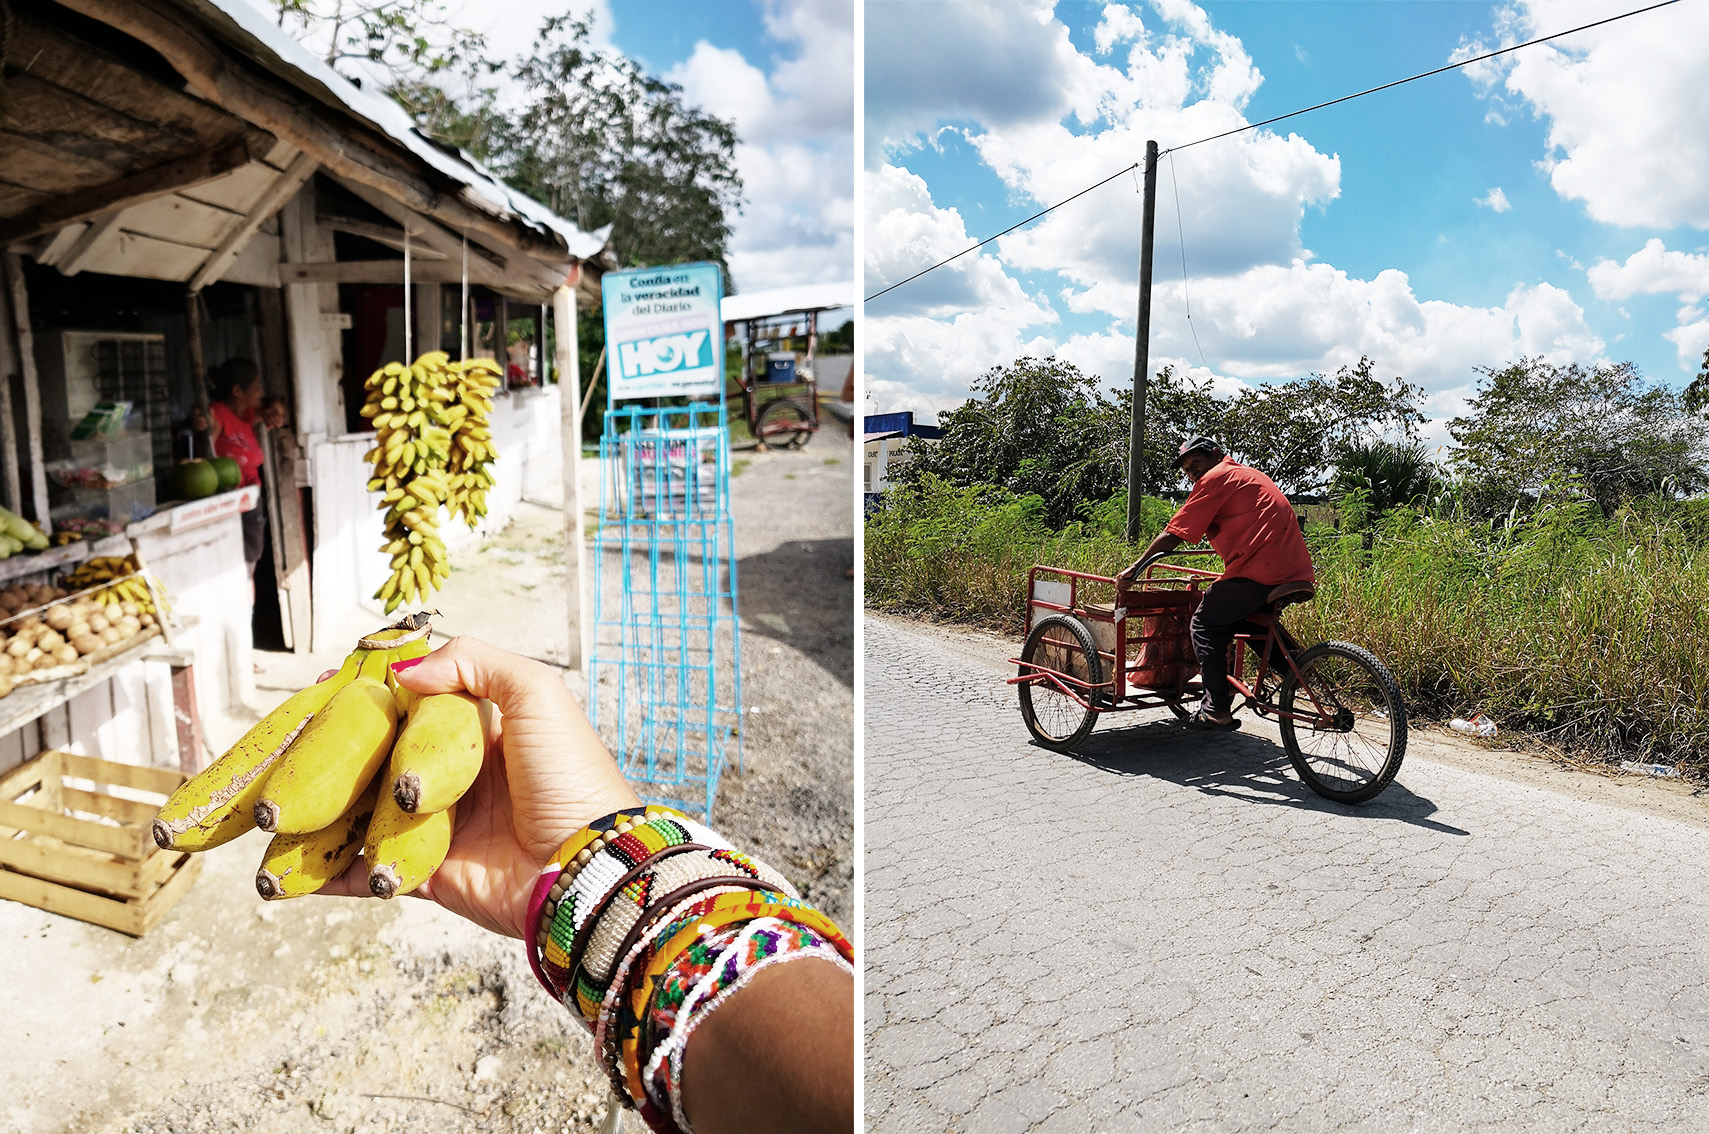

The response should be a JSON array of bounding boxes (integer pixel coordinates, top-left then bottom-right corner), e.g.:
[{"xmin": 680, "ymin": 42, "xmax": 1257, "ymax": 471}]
[
  {"xmin": 151, "ymin": 617, "xmax": 487, "ymax": 903},
  {"xmin": 362, "ymin": 353, "xmax": 456, "ymax": 613}
]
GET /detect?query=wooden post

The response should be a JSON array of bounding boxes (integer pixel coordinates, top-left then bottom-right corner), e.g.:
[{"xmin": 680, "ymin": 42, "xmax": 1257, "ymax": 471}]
[
  {"xmin": 185, "ymin": 290, "xmax": 210, "ymax": 418},
  {"xmin": 1126, "ymin": 139, "xmax": 1159, "ymax": 543},
  {"xmin": 494, "ymin": 296, "xmax": 509, "ymax": 390},
  {"xmin": 0, "ymin": 271, "xmax": 24, "ymax": 513},
  {"xmin": 553, "ymin": 282, "xmax": 587, "ymax": 671},
  {"xmin": 3, "ymin": 253, "xmax": 51, "ymax": 528}
]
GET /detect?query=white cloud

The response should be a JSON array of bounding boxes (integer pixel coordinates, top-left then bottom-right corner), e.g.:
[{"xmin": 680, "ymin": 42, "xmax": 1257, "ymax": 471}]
[
  {"xmin": 1663, "ymin": 307, "xmax": 1709, "ymax": 371},
  {"xmin": 667, "ymin": 0, "xmax": 852, "ymax": 290},
  {"xmin": 1461, "ymin": 0, "xmax": 1709, "ymax": 229},
  {"xmin": 1477, "ymin": 187, "xmax": 1511, "ymax": 213},
  {"xmin": 1587, "ymin": 239, "xmax": 1709, "ymax": 302},
  {"xmin": 864, "ymin": 0, "xmax": 1097, "ymax": 164}
]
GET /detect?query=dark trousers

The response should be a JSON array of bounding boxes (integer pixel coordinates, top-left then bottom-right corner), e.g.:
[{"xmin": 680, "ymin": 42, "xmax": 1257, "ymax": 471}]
[{"xmin": 1189, "ymin": 577, "xmax": 1274, "ymax": 716}]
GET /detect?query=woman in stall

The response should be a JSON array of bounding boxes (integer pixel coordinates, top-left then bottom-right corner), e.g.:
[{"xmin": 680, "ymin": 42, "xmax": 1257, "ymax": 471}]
[{"xmin": 205, "ymin": 358, "xmax": 268, "ymax": 595}]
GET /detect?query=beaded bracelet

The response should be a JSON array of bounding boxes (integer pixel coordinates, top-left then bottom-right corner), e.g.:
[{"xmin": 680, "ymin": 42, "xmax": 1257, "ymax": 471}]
[
  {"xmin": 645, "ymin": 919, "xmax": 854, "ymax": 1130},
  {"xmin": 526, "ymin": 806, "xmax": 727, "ymax": 1003},
  {"xmin": 523, "ymin": 811, "xmax": 852, "ymax": 1134}
]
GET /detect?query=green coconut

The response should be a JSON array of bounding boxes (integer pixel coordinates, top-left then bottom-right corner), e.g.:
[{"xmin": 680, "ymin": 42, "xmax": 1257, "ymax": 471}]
[
  {"xmin": 210, "ymin": 457, "xmax": 241, "ymax": 491},
  {"xmin": 174, "ymin": 460, "xmax": 220, "ymax": 501}
]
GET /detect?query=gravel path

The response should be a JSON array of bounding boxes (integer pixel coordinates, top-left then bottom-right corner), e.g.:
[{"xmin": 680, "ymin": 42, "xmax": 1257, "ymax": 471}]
[{"xmin": 864, "ymin": 614, "xmax": 1709, "ymax": 1132}]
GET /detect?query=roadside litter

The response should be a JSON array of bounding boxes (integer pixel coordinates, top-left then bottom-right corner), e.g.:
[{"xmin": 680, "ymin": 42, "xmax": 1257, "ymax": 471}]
[
  {"xmin": 1450, "ymin": 713, "xmax": 1498, "ymax": 738},
  {"xmin": 1618, "ymin": 760, "xmax": 1680, "ymax": 779}
]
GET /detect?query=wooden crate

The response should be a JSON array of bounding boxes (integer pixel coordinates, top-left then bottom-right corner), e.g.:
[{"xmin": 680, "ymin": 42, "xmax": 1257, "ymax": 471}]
[{"xmin": 0, "ymin": 749, "xmax": 200, "ymax": 936}]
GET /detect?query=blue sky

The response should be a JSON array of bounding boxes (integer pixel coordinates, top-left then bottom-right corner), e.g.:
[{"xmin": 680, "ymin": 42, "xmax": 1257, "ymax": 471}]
[{"xmin": 864, "ymin": 0, "xmax": 1709, "ymax": 448}]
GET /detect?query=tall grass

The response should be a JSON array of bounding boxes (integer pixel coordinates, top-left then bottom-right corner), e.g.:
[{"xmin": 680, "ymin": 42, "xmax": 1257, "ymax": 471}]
[{"xmin": 865, "ymin": 478, "xmax": 1709, "ymax": 768}]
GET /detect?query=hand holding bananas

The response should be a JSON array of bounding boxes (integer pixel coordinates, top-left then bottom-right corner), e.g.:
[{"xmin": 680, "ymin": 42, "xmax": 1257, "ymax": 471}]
[
  {"xmin": 311, "ymin": 635, "xmax": 640, "ymax": 939},
  {"xmin": 153, "ymin": 617, "xmax": 481, "ymax": 902},
  {"xmin": 360, "ymin": 352, "xmax": 500, "ymax": 613}
]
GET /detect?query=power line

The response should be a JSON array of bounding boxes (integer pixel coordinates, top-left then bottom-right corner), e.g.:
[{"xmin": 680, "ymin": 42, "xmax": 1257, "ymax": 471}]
[
  {"xmin": 1167, "ymin": 152, "xmax": 1207, "ymax": 369},
  {"xmin": 863, "ymin": 162, "xmax": 1137, "ymax": 303},
  {"xmin": 1163, "ymin": 0, "xmax": 1682, "ymax": 157},
  {"xmin": 865, "ymin": 0, "xmax": 1682, "ymax": 304}
]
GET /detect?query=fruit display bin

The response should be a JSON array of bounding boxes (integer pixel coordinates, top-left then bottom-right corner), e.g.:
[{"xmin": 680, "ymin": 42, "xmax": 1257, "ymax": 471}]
[
  {"xmin": 0, "ymin": 749, "xmax": 200, "ymax": 936},
  {"xmin": 55, "ymin": 477, "xmax": 157, "ymax": 525}
]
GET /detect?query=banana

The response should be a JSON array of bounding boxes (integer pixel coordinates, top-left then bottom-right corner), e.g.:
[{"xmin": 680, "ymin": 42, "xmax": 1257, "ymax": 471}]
[
  {"xmin": 387, "ymin": 691, "xmax": 482, "ymax": 814},
  {"xmin": 252, "ymin": 651, "xmax": 399, "ymax": 835},
  {"xmin": 366, "ymin": 794, "xmax": 455, "ymax": 899},
  {"xmin": 153, "ymin": 651, "xmax": 363, "ymax": 850},
  {"xmin": 254, "ymin": 773, "xmax": 381, "ymax": 900}
]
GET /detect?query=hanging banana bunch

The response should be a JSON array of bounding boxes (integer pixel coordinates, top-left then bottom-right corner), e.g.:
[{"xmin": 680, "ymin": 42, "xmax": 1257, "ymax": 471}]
[
  {"xmin": 361, "ymin": 352, "xmax": 455, "ymax": 614},
  {"xmin": 444, "ymin": 358, "xmax": 501, "ymax": 529}
]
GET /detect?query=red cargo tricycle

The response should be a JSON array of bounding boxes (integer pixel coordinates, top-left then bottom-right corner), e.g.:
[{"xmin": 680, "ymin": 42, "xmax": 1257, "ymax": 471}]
[{"xmin": 1008, "ymin": 549, "xmax": 1407, "ymax": 804}]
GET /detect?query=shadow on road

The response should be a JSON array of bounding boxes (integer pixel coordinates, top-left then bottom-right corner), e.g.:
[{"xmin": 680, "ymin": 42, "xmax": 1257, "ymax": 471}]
[
  {"xmin": 1055, "ymin": 718, "xmax": 1470, "ymax": 835},
  {"xmin": 737, "ymin": 537, "xmax": 854, "ymax": 688}
]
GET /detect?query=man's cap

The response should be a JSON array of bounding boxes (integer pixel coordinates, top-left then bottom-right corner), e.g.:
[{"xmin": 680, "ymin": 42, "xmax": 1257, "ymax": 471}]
[{"xmin": 1173, "ymin": 436, "xmax": 1224, "ymax": 468}]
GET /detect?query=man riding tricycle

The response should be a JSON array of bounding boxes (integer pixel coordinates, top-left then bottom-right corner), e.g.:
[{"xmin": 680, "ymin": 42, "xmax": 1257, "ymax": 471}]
[{"xmin": 1008, "ymin": 437, "xmax": 1407, "ymax": 804}]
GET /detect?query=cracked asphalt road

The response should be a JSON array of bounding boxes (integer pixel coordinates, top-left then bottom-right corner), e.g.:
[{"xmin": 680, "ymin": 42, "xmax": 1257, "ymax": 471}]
[{"xmin": 863, "ymin": 615, "xmax": 1709, "ymax": 1132}]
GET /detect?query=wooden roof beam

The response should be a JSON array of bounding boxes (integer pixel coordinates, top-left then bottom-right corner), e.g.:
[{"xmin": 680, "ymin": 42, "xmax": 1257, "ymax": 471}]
[
  {"xmin": 331, "ymin": 177, "xmax": 508, "ymax": 273},
  {"xmin": 57, "ymin": 0, "xmax": 576, "ymax": 267},
  {"xmin": 0, "ymin": 137, "xmax": 251, "ymax": 246},
  {"xmin": 56, "ymin": 211, "xmax": 127, "ymax": 276},
  {"xmin": 320, "ymin": 214, "xmax": 448, "ymax": 260},
  {"xmin": 188, "ymin": 150, "xmax": 317, "ymax": 291},
  {"xmin": 278, "ymin": 259, "xmax": 551, "ymax": 299}
]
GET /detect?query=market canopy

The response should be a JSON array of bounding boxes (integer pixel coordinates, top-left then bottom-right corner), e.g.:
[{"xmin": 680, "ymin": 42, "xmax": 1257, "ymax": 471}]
[
  {"xmin": 721, "ymin": 282, "xmax": 854, "ymax": 324},
  {"xmin": 2, "ymin": 0, "xmax": 611, "ymax": 302}
]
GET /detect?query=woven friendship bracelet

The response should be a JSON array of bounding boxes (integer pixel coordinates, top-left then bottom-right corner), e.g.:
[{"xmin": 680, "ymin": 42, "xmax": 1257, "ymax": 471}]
[
  {"xmin": 618, "ymin": 889, "xmax": 854, "ymax": 1110},
  {"xmin": 645, "ymin": 920, "xmax": 853, "ymax": 1129}
]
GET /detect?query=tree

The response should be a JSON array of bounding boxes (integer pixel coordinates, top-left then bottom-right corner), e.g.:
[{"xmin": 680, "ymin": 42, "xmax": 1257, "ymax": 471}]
[
  {"xmin": 496, "ymin": 17, "xmax": 744, "ymax": 279},
  {"xmin": 1685, "ymin": 344, "xmax": 1709, "ymax": 417},
  {"xmin": 271, "ymin": 0, "xmax": 495, "ymax": 89},
  {"xmin": 1214, "ymin": 358, "xmax": 1425, "ymax": 495},
  {"xmin": 1330, "ymin": 440, "xmax": 1444, "ymax": 518},
  {"xmin": 892, "ymin": 358, "xmax": 1126, "ymax": 528},
  {"xmin": 1448, "ymin": 357, "xmax": 1708, "ymax": 516}
]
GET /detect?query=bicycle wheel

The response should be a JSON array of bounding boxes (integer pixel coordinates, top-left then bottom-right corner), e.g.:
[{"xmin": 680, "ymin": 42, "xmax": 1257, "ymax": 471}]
[
  {"xmin": 1278, "ymin": 641, "xmax": 1407, "ymax": 804},
  {"xmin": 756, "ymin": 399, "xmax": 814, "ymax": 449},
  {"xmin": 1018, "ymin": 614, "xmax": 1103, "ymax": 750}
]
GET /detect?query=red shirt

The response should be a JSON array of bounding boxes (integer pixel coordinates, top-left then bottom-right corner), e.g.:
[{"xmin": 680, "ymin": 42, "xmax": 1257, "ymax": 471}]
[
  {"xmin": 211, "ymin": 401, "xmax": 263, "ymax": 488},
  {"xmin": 1165, "ymin": 458, "xmax": 1314, "ymax": 585}
]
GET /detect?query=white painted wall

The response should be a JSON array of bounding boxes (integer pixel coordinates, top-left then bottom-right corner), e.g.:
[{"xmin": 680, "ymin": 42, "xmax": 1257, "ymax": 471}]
[{"xmin": 307, "ymin": 386, "xmax": 565, "ymax": 648}]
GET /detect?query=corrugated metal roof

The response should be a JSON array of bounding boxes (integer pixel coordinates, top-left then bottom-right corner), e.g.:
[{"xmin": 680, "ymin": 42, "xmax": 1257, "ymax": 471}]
[
  {"xmin": 171, "ymin": 0, "xmax": 610, "ymax": 261},
  {"xmin": 721, "ymin": 281, "xmax": 854, "ymax": 323}
]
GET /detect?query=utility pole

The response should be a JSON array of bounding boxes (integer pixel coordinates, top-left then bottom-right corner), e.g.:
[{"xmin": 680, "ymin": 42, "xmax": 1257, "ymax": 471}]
[{"xmin": 1125, "ymin": 140, "xmax": 1159, "ymax": 542}]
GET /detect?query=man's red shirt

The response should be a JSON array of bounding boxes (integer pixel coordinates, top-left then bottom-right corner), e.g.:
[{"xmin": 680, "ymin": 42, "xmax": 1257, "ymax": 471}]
[{"xmin": 1164, "ymin": 458, "xmax": 1314, "ymax": 585}]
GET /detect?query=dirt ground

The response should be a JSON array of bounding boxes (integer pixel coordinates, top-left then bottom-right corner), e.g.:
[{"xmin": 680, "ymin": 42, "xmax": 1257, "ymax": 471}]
[{"xmin": 0, "ymin": 442, "xmax": 854, "ymax": 1134}]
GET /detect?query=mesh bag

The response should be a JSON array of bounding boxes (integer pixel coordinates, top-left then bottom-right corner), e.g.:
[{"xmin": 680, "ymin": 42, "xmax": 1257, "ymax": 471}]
[{"xmin": 1125, "ymin": 589, "xmax": 1201, "ymax": 690}]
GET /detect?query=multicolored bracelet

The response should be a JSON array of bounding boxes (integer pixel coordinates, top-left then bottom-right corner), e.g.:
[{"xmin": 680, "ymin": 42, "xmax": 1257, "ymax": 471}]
[{"xmin": 522, "ymin": 806, "xmax": 853, "ymax": 1134}]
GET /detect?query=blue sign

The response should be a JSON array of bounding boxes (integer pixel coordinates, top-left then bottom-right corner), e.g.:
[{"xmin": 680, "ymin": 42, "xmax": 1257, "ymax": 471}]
[{"xmin": 601, "ymin": 263, "xmax": 724, "ymax": 402}]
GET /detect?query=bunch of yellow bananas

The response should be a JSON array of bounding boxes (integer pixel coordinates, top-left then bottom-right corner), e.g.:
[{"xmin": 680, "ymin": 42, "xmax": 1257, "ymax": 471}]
[
  {"xmin": 65, "ymin": 554, "xmax": 167, "ymax": 617},
  {"xmin": 361, "ymin": 352, "xmax": 455, "ymax": 613},
  {"xmin": 152, "ymin": 617, "xmax": 485, "ymax": 902},
  {"xmin": 444, "ymin": 358, "xmax": 501, "ymax": 529}
]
